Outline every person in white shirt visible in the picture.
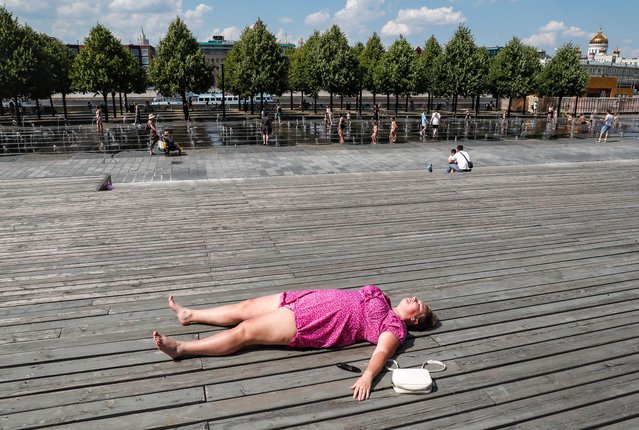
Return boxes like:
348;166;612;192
598;109;614;142
449;144;472;173
430;109;441;138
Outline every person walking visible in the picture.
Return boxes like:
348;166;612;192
95;105;103;133
338;113;346;144
146;114;159;155
420;110;428;137
430;109;441;139
371;120;378;144
260;111;273;145
598;109;614;142
276;102;283;125
389;116;397;144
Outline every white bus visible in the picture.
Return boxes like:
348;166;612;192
192;92;274;106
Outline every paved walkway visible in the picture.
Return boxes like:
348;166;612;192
1;136;637;183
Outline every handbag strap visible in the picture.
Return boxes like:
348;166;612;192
420;360;446;372
385;359;446;372
460;151;470;164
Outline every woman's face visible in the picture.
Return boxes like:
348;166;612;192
398;297;427;320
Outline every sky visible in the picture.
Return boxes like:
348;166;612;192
4;0;639;58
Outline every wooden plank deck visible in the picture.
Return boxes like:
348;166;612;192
0;162;638;429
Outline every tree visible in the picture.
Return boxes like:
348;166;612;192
488;37;541;116
71;24;131;122
0;7;40;123
287;34;321;111
377;36;416;114
149;17;211;120
223;18;287;114
317;25;358;109
439;25;484;113
536;43;589;113
360;33;385;109
43;36;75;120
414;35;442;111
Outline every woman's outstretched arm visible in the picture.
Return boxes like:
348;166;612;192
350;331;399;401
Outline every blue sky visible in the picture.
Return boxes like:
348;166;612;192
4;0;639;57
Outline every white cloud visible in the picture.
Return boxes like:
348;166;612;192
539;20;566;33
304;9;330;26
183;3;213;30
523;20;588;49
208;26;241;42
57;1;97;19
522;32;556;47
381;6;465;36
334;0;385;35
280;16;293;24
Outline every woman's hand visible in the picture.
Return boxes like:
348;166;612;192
350;373;374;401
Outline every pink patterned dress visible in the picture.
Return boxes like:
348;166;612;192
279;285;407;348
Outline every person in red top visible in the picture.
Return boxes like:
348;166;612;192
153;285;438;400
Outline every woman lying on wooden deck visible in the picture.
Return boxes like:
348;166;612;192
153;285;438;401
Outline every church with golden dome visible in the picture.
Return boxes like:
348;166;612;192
586;29;638;66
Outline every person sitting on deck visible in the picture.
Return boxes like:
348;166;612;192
153;285;439;401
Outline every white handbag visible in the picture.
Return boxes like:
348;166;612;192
386;359;446;394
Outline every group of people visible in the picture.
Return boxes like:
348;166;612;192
419;109;441;139
146;113;182;156
447;145;472;173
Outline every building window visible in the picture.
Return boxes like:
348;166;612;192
142;49;149;56
142;57;149;65
130;48;140;56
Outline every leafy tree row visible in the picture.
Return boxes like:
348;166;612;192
0;6;589;124
227;20;589;117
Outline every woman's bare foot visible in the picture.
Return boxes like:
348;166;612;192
168;295;192;325
153;331;182;359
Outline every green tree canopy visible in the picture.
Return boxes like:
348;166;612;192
149;17;211;120
0;7;41;122
414;35;442;110
439;25;486;111
287;33;321;109
224;18;288;112
71;24;134;121
360;32;385;105
317;25;358;107
536;42;589;111
489;37;541;114
377;36;416;113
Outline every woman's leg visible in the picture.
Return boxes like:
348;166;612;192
154;307;297;358
168;294;281;326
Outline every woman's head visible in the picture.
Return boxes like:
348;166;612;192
396;297;439;331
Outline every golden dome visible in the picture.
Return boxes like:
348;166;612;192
590;31;608;44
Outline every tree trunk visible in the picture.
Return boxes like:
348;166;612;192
340;94;343;110
405;94;409;112
103;93;109;122
558;96;563;114
314;96;317;114
49;96;55;117
111;93;117;119
372;92;376;109
119;92;123;115
13;96;21;123
507;97;512;117
329;93;333;111
301;91;304;112
290;90;293;110
181;90;189;121
386;93;390;110
36;99;42;120
394;94;398;115
62;93;68;120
